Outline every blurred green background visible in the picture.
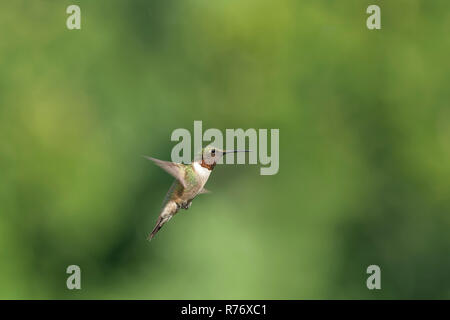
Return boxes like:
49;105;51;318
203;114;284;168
0;0;449;299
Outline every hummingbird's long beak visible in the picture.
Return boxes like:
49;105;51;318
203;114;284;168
223;150;251;154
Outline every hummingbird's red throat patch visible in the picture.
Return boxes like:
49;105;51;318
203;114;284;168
200;159;216;171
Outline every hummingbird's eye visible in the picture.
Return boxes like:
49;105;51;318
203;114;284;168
211;149;216;156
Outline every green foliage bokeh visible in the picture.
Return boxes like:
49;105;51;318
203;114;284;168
0;0;449;299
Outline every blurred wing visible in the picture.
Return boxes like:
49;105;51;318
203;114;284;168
199;188;211;194
144;156;187;188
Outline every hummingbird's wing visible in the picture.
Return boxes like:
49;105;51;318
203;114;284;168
144;156;187;188
199;187;211;194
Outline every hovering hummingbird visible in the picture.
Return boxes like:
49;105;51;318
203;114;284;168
144;145;249;240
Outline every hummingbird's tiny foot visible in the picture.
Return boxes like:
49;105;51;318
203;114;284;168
180;201;192;210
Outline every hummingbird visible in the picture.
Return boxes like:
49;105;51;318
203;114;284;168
144;145;249;240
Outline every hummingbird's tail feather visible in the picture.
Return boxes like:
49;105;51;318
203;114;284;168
148;216;168;240
148;201;178;241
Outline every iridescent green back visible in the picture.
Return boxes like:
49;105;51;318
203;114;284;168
159;163;199;209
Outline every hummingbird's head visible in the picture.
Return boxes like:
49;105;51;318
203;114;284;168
199;145;250;167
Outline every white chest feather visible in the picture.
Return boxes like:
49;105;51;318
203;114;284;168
193;161;212;183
